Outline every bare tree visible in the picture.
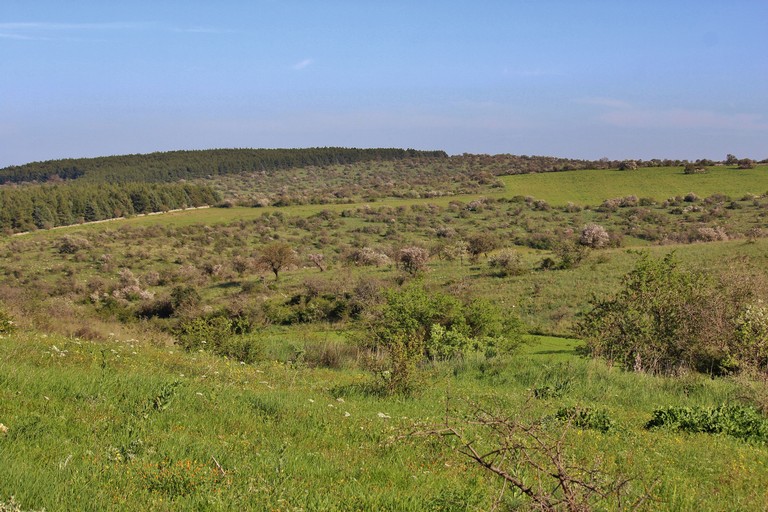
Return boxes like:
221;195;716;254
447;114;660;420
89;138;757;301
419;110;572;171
308;253;326;272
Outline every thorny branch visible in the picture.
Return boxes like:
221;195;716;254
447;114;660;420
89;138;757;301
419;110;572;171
406;399;658;511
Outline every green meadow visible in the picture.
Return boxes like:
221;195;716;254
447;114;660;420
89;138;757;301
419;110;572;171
498;165;768;206
2;160;768;510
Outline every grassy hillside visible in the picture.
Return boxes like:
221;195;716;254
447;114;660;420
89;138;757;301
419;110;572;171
2;156;768;510
499;165;768;206
3;331;768;511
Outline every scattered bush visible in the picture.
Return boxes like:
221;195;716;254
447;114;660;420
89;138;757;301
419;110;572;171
467;233;499;262
111;269;154;302
579;223;610;249
695;226;728;242
0;305;15;335
488;248;525;277
618;160;637;170
555;406;615;433
362;284;522;394
397;246;430;275
57;235;92;254
174;313;261;363
683;163;706;174
646;404;768;443
344;247;390;267
577;253;768;375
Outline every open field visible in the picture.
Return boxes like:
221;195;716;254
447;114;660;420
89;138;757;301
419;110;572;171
498;165;768;206
2;160;768;510
3;331;768;511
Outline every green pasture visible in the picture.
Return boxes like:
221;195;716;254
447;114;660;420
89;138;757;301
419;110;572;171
2;331;768;511
499;165;768;206
3;160;768;511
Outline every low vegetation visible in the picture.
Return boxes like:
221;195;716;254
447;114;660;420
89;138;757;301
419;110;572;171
1;149;768;510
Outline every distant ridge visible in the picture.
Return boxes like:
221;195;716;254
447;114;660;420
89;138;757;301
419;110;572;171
0;147;449;185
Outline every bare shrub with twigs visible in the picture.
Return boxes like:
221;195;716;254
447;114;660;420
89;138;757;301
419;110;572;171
407;399;656;511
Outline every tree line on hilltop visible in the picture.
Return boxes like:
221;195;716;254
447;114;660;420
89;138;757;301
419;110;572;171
0;147;449;185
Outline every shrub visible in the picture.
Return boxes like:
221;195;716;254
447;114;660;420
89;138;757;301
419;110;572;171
646;404;768;443
738;158;756;169
467;233;499;262
695;226;728;242
735;301;768;369
397;246;430;275
175;315;234;352
170;285;201;312
57;235;92;254
577;254;714;373
577;253;767;375
555;406;615;433
344;247;390;267
579;223;610;249
488;248;525;277
553;239;589;269
683;192;700;202
175;313;261;362
0;305;15;335
362;284;522;393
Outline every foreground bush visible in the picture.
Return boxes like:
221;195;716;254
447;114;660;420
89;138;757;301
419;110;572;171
174;314;261;363
577;253;767;375
362;284;523;394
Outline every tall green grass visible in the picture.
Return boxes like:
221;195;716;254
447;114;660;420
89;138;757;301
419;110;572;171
2;331;768;511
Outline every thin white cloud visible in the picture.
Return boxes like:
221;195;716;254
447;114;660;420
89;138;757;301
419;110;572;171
0;32;44;40
292;59;313;71
0;21;154;31
578;97;767;130
601;108;768;130
517;69;561;77
172;26;232;34
576;97;633;109
503;67;562;77
0;21;229;41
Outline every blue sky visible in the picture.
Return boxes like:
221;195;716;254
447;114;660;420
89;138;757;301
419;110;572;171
2;1;766;166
